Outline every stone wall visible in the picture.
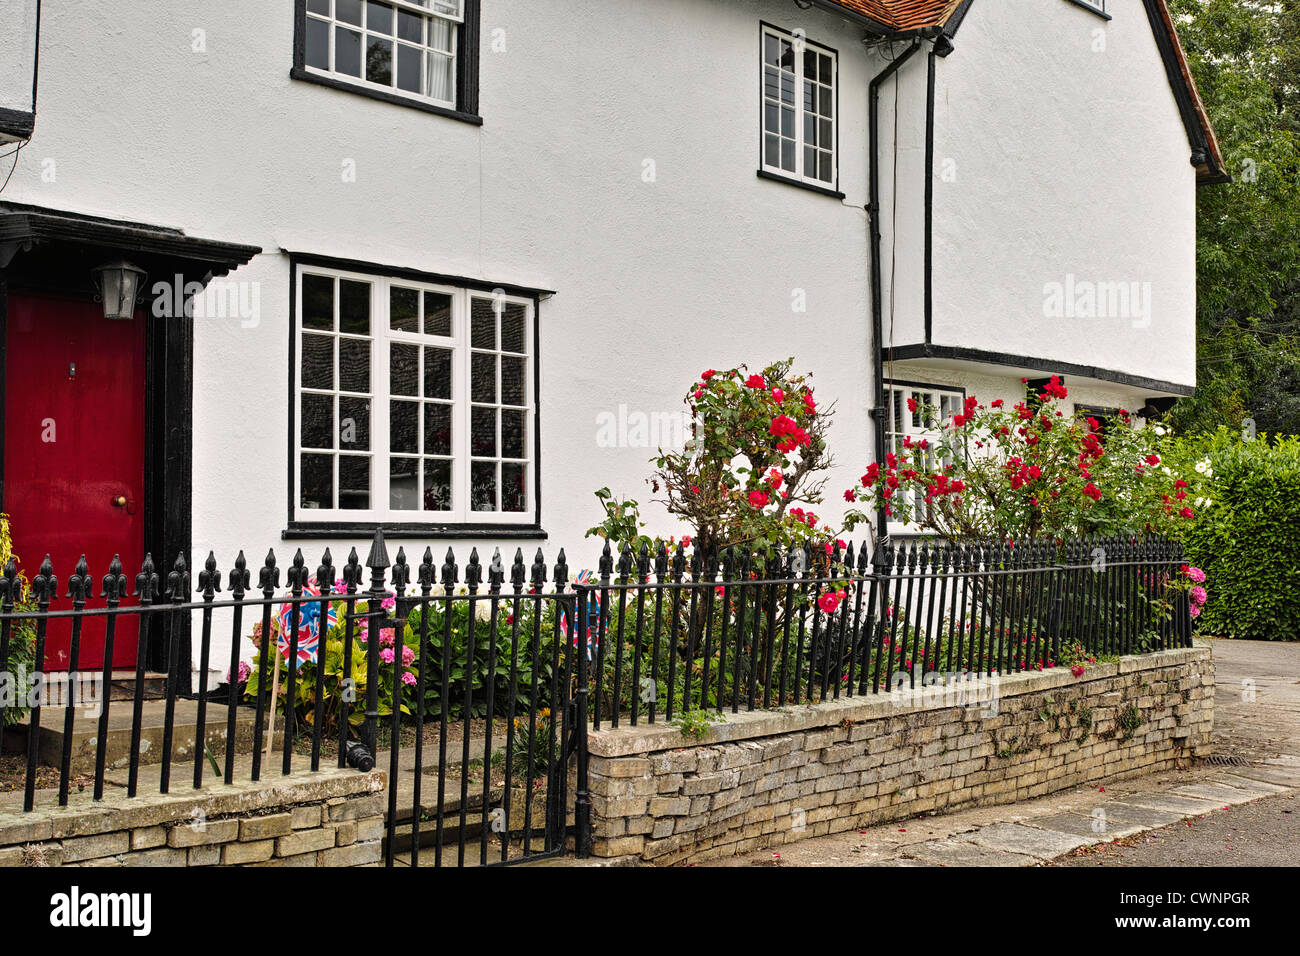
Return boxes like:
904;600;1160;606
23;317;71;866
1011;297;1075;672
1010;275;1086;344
0;768;386;867
586;647;1214;865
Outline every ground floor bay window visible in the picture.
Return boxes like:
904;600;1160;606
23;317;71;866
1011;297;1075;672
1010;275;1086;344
288;259;540;534
885;381;966;536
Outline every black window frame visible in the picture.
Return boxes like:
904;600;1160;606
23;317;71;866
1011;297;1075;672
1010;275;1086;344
290;0;483;126
1065;0;1112;20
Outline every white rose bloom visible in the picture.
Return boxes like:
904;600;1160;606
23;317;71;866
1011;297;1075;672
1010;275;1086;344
1154;425;1167;436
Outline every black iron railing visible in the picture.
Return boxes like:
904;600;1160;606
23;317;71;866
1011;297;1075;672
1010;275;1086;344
578;534;1194;728
0;532;588;867
0;529;1192;869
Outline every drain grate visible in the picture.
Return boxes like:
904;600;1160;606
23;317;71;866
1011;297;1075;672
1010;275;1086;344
1197;754;1254;767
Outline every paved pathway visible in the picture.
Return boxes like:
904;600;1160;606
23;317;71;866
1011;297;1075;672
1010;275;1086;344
719;638;1300;867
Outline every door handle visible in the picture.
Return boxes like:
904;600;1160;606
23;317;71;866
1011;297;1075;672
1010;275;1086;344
112;495;136;515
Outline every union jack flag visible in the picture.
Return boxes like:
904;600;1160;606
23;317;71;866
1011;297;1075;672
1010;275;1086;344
276;577;338;669
560;570;602;660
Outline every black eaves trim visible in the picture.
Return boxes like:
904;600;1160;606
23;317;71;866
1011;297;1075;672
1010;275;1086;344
0;108;35;141
284;523;549;541
756;170;846;200
288;68;484;125
884;343;1195;396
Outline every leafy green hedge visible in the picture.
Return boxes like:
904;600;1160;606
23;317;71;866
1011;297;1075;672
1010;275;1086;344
1172;431;1300;641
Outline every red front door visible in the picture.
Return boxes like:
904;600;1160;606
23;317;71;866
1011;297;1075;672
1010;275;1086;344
4;291;146;671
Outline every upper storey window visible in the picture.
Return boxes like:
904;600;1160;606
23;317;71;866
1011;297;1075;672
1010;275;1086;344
295;0;481;121
761;25;838;190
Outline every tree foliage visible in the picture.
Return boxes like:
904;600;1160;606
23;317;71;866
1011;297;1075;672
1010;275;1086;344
1168;0;1300;436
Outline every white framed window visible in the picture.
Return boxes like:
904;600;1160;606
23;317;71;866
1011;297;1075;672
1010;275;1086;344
885;383;965;532
293;265;535;525
761;25;838;188
302;0;463;107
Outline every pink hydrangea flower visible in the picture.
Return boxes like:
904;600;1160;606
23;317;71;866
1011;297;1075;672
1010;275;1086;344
1189;604;1202;619
380;647;395;664
401;671;417;686
1186;567;1206;584
1190;585;1208;606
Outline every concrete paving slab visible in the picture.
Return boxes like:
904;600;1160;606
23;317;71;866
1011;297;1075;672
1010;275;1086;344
1023;811;1146;841
1211;771;1294;794
1167;782;1270;806
956;821;1091;859
1097;803;1185;828
907;839;1038;867
1120;792;1223;816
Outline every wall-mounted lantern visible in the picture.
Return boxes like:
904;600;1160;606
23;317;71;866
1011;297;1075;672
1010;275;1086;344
91;259;147;320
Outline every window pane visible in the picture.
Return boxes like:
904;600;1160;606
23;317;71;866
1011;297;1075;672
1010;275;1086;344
820;54;832;85
765;134;779;168
502;463;527;514
764;66;780;100
307;0;330;14
336;26;362;76
339;339;371;392
764;34;780;67
764;102;778;135
301;334;334;390
501;303;526;353
471;406;496;457
396;43;422;93
339;280;371;335
780;73;794;105
390;286;419;332
390;400;419;454
366;36;393;85
428;51;453;101
339;396;371;451
820;86;833;118
780;139;795;172
471;299;496;349
390;343;418;396
302;274;334;331
818;151;832;183
425;403;452;456
424;459;452;512
339;455;371;510
337;0;363;26
366;1;393;34
804;147;816;178
471;461;496;512
424;292;452;336
429;17;453;52
781;106;793;138
301;393;334;450
397;9;423;42
424;347;452;399
301;454;334;509
305;17;330;70
502;409;526;460
390;457;419;511
471;352;496;403
501;356;525;407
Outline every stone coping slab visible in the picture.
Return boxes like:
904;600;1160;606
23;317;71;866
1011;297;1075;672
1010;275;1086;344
588;647;1210;758
0;767;385;845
